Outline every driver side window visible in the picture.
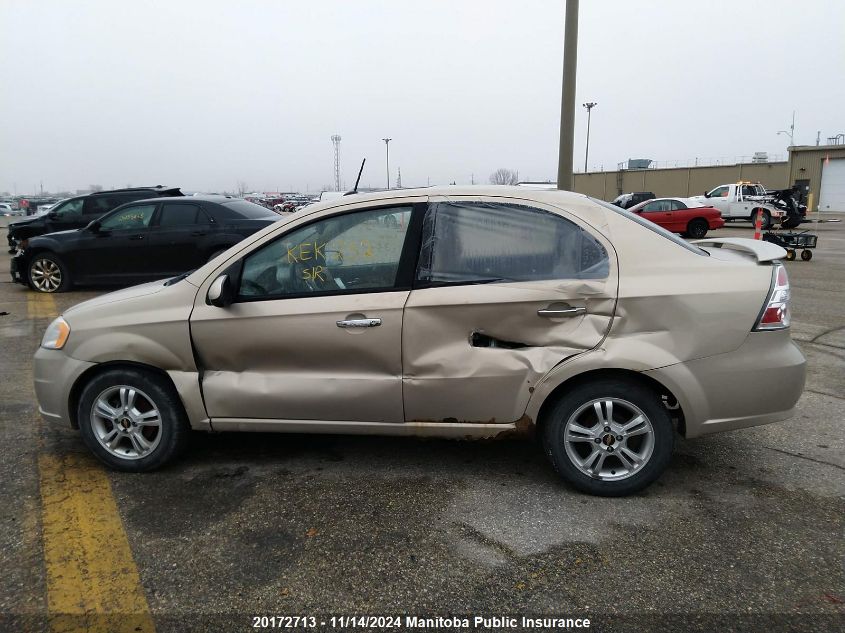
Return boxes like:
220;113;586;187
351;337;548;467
238;206;413;299
99;204;157;230
52;199;84;220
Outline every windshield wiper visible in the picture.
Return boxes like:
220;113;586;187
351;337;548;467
163;270;194;286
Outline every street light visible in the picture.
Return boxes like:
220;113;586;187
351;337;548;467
382;138;392;189
582;101;597;172
777;110;795;148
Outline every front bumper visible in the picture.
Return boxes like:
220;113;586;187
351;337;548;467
10;252;27;285
645;329;806;438
34;347;96;427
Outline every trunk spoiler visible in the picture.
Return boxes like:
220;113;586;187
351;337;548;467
692;237;786;262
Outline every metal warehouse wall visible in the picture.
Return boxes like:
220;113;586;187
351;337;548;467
574;162;790;201
787;145;845;210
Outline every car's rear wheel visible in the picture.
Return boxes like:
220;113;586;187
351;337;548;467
28;252;71;293
686;218;709;239
77;368;191;472
752;209;771;230
541;378;674;496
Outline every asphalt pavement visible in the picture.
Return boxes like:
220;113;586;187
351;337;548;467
0;214;842;633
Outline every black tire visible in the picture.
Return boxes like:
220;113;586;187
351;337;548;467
77;367;191;472
541;378;674;496
785;249;796;261
801;249;813;261
752;209;772;230
28;252;72;293
686;218;708;239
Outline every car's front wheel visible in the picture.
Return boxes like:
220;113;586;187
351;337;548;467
541;378;674;496
28;252;72;293
77;368;191;472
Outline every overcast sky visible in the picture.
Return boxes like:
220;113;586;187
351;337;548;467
1;0;843;195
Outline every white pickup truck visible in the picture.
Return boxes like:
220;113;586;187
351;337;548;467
692;182;785;229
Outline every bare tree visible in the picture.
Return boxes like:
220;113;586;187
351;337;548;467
489;168;519;185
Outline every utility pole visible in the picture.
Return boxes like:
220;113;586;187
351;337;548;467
583;102;597;173
382;138;392;189
557;0;579;190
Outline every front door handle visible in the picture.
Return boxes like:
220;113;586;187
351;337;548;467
537;306;586;318
336;318;382;328
191;231;207;236
128;234;145;241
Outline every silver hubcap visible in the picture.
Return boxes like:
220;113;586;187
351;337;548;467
90;386;162;460
563;398;655;481
30;258;62;292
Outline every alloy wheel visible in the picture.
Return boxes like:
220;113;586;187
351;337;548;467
563;398;655;481
90;385;163;460
30;258;62;292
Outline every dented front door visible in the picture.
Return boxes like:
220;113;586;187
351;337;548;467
402;197;618;424
190;204;419;423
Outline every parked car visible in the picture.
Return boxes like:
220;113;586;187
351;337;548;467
32;186;805;496
628;197;724;238
6;186;183;253
12;196;280;292
0;203;13;216
611;191;655;209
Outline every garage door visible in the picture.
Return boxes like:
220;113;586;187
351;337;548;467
819;158;845;212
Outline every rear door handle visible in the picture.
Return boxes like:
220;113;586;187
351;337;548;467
537;306;586;318
191;231;207;236
336;318;381;328
128;234;145;241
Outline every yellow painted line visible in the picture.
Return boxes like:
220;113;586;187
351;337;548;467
27;292;57;319
39;452;155;633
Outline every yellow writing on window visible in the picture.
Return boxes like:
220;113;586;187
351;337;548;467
287;241;326;263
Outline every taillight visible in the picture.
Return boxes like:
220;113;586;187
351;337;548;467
754;263;790;330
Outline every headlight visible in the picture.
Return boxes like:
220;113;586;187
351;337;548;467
41;316;70;349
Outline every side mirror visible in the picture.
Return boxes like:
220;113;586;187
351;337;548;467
86;220;102;233
207;274;233;308
48;211;58;219
703;191;709;198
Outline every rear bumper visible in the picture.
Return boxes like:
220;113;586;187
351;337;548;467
645;330;805;438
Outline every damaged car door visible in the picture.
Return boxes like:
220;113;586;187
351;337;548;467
189;203;422;424
402;197;618;424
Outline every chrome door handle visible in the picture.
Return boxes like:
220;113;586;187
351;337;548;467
537;307;586;317
336;318;382;328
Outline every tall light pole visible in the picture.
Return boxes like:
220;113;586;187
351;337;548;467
583;102;597;173
557;0;579;190
777;110;795;148
382;138;392;189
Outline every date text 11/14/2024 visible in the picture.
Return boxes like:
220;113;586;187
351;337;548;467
251;615;592;629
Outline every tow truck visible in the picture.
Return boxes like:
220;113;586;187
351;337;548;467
692;182;803;229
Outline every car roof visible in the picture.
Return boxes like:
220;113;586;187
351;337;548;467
299;185;592;212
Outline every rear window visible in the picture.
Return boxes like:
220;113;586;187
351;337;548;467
220;199;278;219
591;198;708;256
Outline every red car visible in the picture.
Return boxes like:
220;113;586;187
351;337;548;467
628;197;724;239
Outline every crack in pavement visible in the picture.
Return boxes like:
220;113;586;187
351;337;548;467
763;446;845;471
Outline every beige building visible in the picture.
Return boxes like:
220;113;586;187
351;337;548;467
572;144;845;212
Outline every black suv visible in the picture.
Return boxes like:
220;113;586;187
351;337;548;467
611;191;656;209
6;186;182;252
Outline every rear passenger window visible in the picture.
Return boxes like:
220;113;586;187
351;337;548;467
159;203;200;226
416;201;609;285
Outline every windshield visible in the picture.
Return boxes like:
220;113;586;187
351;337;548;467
590;198;708;256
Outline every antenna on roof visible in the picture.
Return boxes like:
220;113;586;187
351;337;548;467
348;158;366;195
